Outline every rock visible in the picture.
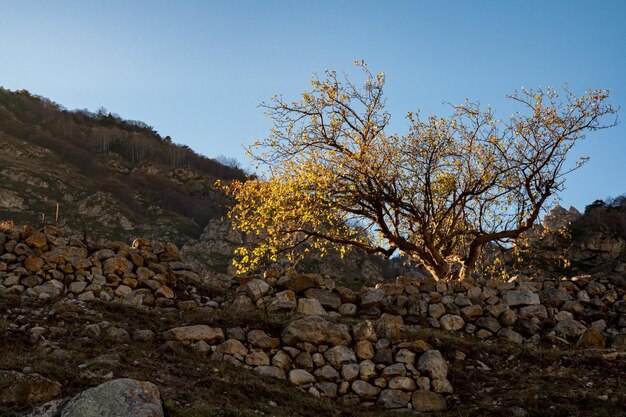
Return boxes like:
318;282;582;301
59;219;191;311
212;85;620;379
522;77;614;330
24;255;44;273
440;314;465;331
498;327;524;344
296;298;327;316
397;339;431;353
215;339;248;357
255;366;286;380
417;350;448;381
266;290;297;312
282;316;351;346
304;288;342;310
411;390;447;412
518;305;548;320
460;304;483;322
360;288;386;308
502;289;540;307
395;348;416;366
0;370;62;405
314;365;340;382
244;279;270;302
25;232;48;250
475;317;501;333
388;376;416;391
428;303;446;319
288;369;316;386
245;351;270;366
60;378;163;417
576;328;605;348
102;256;134;275
338;303;357;317
163;325;224;343
105;327;130;343
351;380;381;399
271;351;292;370
353;320;377;342
315;382;338;398
432;378;454;393
554;319;587;339
68;281;87;294
341;364;360;382
377;389;411;409
359;360;377;381
22;398;70;417
355;340;375;359
278;274;316;293
247;330;280;349
324;345;356;368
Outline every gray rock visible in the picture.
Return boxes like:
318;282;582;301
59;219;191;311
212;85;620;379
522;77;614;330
288;369;316;386
377;389;411;409
60;378;163;417
498;327;524;344
417;350;447;381
411;390;447;412
351;380;381;399
0;371;62;406
324;345;356;368
22;398;70;417
440;314;465;331
502;290;540;307
282;316;351;346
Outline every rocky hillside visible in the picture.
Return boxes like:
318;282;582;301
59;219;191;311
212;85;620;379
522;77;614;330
1;223;625;416
0;88;248;246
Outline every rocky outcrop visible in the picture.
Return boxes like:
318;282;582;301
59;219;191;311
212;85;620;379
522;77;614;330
21;378;163;417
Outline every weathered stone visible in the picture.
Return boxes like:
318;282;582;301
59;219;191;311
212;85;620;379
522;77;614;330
381;363;406;378
266;290;297;313
341;364;360;382
377;389;411;409
77;291;96;301
102;256;134;275
440;314;465;331
314;365;340;382
388;376;417;391
518;304;548;320
24;255;44;273
576;328;605;348
245;351;270;366
255;366;286;380
305;288;342;310
500;309;518;327
282;316;351;346
215;339;248;357
475;317;501;333
432;378;454;394
115;285;132;297
360;288;386;308
105;327;130;343
315;382;338;398
355;340;375;360
397;339;431;353
611;333;626;350
502;290;540;307
244;279;270;302
498;327;524;344
324;345;356;368
288;369;316;386
411;390;447;412
278;274;316;293
21;398;69;417
351;380;381;399
338;303;357;317
359;360;377;381
0;370;62;405
417;350;448;381
271;350;292;370
294;352;314;372
133;330;155;343
352;320;377;342
554;319;587;339
459;304;483;322
428;302;446;319
375;314;403;341
247;330;280;349
163;325;224;343
297;298;327;316
60;378;163;417
155;285;175;299
395;348;416;366
25;232;48;250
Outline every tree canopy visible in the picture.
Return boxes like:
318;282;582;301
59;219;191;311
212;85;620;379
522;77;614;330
225;62;617;281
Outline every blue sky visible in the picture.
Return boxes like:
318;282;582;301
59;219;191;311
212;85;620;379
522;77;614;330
0;1;624;210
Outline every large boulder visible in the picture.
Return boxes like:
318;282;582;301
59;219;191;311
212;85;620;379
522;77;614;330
0;371;61;406
282;316;351;346
417;350;448;381
60;378;163;417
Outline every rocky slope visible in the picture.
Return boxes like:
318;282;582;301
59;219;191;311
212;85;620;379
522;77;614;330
1;223;626;416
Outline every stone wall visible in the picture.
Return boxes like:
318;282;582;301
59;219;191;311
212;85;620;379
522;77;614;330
2;224;626;412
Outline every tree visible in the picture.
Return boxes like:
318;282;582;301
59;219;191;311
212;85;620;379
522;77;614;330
225;62;616;281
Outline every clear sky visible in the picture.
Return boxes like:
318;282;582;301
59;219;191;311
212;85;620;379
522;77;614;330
0;1;624;211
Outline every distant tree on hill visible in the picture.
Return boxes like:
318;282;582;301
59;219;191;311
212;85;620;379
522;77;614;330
225;62;617;280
